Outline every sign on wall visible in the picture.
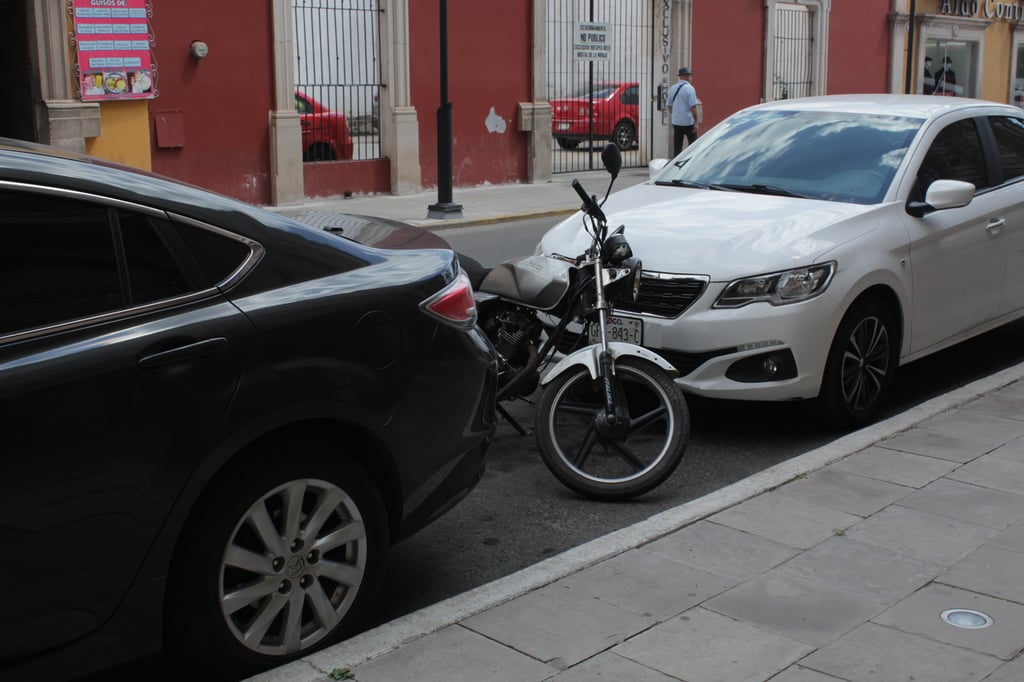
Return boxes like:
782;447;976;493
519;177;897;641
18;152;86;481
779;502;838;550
72;0;155;101
574;22;611;61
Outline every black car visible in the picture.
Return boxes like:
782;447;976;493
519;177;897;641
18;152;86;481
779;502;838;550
0;138;497;680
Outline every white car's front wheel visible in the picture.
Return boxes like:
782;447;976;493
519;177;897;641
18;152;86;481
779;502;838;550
819;296;898;427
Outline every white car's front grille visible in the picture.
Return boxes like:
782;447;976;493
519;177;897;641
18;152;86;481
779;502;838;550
616;272;709;318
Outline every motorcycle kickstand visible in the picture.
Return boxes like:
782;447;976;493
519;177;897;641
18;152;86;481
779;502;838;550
497;402;530;436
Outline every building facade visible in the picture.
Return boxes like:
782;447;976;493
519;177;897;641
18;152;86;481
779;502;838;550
890;0;1024;105
8;1;989;209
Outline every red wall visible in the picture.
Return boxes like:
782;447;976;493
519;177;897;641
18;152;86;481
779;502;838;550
410;1;532;188
692;1;892;131
303;160;390;198
827;0;891;94
692;0;766;130
148;1;275;204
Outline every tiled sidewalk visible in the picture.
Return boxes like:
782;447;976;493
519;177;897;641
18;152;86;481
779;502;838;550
253;363;1024;682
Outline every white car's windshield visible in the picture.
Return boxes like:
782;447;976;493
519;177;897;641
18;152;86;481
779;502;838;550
655;109;923;205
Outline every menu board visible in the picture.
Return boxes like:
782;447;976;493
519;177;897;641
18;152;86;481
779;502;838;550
72;0;155;101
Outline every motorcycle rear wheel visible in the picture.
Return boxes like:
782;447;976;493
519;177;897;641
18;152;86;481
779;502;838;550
536;357;689;501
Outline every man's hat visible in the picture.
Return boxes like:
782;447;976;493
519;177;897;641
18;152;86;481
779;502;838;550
678;66;692;76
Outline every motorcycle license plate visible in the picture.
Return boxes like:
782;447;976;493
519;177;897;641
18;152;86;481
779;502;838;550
588;314;643;345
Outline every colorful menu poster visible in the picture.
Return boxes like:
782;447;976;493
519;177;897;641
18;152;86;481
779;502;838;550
73;0;155;101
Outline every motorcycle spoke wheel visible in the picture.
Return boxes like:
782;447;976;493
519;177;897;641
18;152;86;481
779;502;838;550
536;357;689;500
570;422;601;468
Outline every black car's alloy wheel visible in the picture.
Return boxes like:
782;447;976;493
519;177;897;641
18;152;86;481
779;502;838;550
167;444;387;678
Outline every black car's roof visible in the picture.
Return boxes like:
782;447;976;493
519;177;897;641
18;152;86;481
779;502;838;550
0;136;452;265
0;136;320;244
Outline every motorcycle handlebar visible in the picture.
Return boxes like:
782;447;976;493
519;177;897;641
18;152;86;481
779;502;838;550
571;179;607;225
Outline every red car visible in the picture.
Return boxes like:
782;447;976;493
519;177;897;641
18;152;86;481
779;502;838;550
295;90;354;161
550;82;640;150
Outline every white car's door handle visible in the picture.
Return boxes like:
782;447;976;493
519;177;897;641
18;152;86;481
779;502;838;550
986;218;1006;232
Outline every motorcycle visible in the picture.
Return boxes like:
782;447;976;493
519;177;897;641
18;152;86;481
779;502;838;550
465;143;690;501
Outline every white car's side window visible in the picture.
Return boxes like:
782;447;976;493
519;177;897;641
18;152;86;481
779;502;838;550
988;116;1024;183
917;118;987;196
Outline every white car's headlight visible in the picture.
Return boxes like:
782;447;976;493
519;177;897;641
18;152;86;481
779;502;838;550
715;261;835;308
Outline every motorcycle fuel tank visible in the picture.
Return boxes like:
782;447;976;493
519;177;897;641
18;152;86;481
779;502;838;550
479;255;572;311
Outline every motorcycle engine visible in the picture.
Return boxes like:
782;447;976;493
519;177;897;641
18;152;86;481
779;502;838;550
492;305;541;367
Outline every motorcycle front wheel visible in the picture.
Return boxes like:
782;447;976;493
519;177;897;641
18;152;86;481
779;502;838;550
536;357;689;501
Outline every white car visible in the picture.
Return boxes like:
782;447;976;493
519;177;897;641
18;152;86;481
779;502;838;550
540;94;1024;425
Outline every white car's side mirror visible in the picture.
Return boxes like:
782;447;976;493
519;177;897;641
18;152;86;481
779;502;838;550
907;179;975;217
648;158;669;179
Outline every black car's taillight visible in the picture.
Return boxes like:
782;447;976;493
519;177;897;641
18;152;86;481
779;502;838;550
420;270;478;330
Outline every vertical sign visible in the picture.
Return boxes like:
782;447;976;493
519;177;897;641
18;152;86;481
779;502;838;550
574;22;611;61
659;0;672;124
73;0;155;101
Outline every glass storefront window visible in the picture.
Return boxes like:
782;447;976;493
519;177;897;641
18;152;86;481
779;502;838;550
1012;43;1024;108
924;39;978;98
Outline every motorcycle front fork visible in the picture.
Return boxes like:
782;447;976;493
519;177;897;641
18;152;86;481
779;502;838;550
593;264;631;438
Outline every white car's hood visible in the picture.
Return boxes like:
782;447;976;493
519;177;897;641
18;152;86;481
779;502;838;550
541;182;881;280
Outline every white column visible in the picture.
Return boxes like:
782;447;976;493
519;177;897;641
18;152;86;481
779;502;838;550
33;0;101;151
889;2;910;95
523;0;553;183
381;0;422;194
269;0;304;205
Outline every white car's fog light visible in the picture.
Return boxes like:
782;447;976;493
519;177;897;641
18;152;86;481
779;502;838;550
725;349;797;383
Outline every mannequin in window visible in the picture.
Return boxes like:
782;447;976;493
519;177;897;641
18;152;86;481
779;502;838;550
934;56;957;96
923;56;935;95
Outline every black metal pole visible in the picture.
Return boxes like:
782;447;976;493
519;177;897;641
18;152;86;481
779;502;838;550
428;0;462;217
904;0;916;94
588;0;595;170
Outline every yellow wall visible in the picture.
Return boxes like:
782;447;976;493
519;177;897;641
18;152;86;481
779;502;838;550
983;21;1012;102
84;100;152;171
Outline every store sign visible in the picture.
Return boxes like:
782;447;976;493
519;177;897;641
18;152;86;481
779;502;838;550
72;0;155;101
939;0;1024;20
574;22;611;61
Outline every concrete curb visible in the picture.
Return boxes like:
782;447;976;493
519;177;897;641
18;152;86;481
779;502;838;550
248;359;1024;682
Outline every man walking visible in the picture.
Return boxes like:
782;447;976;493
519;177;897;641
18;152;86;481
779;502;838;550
666;66;699;156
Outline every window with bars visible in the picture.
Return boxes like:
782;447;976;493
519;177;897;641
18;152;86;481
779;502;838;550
292;0;382;161
772;3;813;100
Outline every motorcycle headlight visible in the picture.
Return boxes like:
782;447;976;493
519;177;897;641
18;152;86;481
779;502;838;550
603;233;633;265
608;256;643;303
714;262;835;308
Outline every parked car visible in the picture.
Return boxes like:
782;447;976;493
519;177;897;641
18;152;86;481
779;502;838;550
540;94;1024;426
296;90;354;161
550;81;640;150
0;137;497;680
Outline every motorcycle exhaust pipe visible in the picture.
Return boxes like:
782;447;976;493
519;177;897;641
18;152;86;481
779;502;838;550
496;342;540;401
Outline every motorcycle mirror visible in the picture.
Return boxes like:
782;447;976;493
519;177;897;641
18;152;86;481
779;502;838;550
601;143;621;180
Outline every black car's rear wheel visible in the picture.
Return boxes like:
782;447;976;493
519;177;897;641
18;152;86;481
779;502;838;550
167;443;387;679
